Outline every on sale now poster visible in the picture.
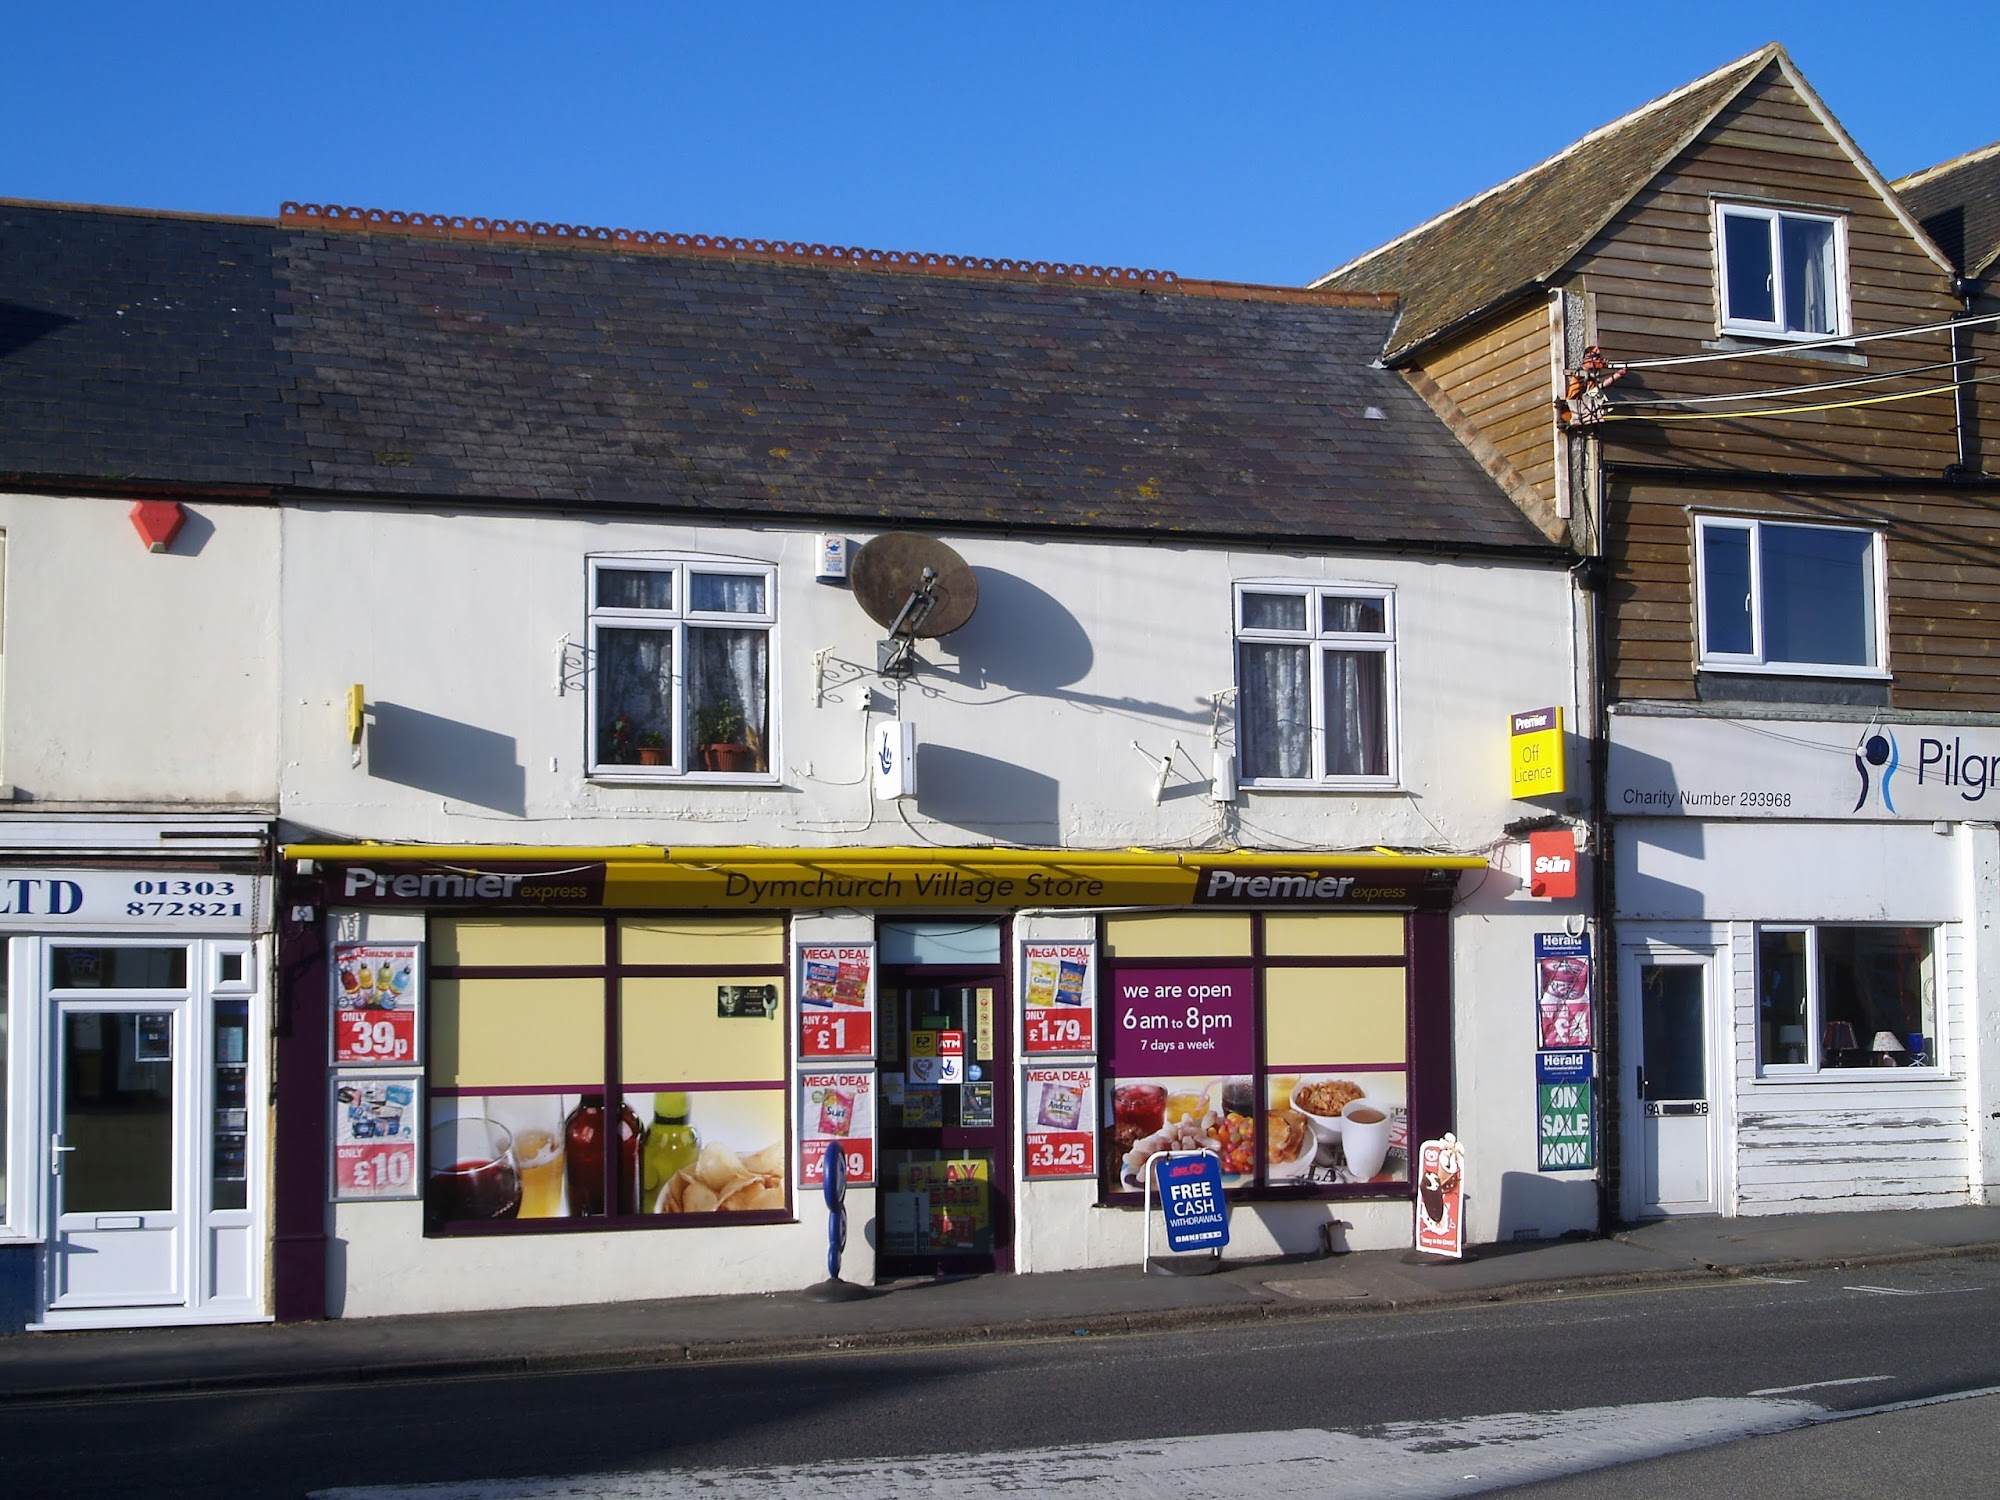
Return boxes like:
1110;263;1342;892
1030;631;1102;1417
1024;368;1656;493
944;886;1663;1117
331;942;422;1066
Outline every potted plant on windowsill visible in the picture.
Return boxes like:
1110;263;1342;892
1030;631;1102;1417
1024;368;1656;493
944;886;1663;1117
694;695;759;773
636;731;669;766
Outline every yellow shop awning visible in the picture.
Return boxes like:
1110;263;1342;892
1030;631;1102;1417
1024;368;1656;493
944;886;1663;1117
281;844;1488;913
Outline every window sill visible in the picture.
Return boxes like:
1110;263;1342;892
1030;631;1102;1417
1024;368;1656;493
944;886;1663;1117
1707;333;1864;366
1753;1066;1950;1083
588;770;781;788
1697;662;1889;682
1241;779;1404;794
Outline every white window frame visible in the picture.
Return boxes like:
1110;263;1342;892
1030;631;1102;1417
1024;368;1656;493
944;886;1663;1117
0;935;39;1244
1232;581;1399;789
1693;515;1888;678
1754;923;1943;1080
1714;201;1851;341
585;554;778;781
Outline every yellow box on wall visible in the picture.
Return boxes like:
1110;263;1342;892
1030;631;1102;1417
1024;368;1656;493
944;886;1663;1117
1510;706;1566;798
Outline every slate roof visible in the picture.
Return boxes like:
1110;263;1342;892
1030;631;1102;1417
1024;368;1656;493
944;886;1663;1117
1896;142;2000;281
1313;47;1776;362
0;197;1554;555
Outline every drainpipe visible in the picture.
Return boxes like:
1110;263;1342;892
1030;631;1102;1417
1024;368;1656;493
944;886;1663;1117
1949;277;1975;480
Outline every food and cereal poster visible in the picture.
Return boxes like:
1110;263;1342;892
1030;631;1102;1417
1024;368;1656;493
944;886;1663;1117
1105;966;1256;1190
798;943;875;1060
1023;1063;1096;1179
799;1070;877;1189
1534;932;1593;1049
330;942;422;1066
1021;940;1096;1054
331;1072;421;1201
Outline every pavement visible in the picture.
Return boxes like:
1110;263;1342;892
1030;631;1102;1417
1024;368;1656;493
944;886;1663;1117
5;1203;2000;1402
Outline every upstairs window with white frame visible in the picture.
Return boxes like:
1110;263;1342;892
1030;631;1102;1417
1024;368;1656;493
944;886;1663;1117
588;556;774;777
1235;583;1396;786
1696;516;1884;676
1716;203;1847;340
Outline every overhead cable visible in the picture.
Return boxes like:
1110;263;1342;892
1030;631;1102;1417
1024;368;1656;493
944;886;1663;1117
1611;310;2000;371
1597;374;2000;423
1611;358;1980;408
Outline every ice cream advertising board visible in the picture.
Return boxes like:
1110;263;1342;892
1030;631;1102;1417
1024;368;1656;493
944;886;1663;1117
331;1072;421;1200
798;943;874;1059
798;1070;877;1189
331;941;421;1066
1021;940;1096;1054
1023;1063;1097;1179
1415;1134;1466;1258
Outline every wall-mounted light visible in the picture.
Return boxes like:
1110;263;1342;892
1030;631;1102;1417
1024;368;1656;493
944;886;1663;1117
347;684;366;768
129;499;186;553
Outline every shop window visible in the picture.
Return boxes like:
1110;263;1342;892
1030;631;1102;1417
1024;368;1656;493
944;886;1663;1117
1757;925;1937;1073
587;555;774;779
1234;583;1396;787
1101;913;1410;1198
1716;203;1847;339
1696;517;1883;675
426;915;788;1231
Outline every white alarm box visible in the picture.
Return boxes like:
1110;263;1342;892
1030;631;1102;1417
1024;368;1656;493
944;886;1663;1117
872;720;917;801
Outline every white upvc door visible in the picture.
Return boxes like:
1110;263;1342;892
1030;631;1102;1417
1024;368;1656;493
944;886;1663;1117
1620;938;1723;1219
47;996;189;1309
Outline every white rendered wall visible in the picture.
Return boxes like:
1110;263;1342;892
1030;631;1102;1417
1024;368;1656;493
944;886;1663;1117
299;510;1595;1313
278;508;1577;856
0;493;279;806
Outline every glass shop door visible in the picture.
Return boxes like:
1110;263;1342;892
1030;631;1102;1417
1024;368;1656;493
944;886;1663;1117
875;969;1012;1277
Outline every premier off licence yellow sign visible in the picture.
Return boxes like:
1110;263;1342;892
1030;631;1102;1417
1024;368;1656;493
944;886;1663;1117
1510;706;1566;798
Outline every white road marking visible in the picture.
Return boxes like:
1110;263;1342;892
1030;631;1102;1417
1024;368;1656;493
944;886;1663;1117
312;1395;1822;1500
1750;1375;1894;1395
1843;1283;1981;1297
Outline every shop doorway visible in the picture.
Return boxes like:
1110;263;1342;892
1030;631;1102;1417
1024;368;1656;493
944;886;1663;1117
38;939;263;1326
1618;939;1721;1220
875;922;1011;1277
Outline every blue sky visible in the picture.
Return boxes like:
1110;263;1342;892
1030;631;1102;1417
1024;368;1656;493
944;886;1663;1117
7;4;1993;286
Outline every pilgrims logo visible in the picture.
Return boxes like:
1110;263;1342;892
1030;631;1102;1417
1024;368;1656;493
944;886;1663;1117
1853;727;1899;813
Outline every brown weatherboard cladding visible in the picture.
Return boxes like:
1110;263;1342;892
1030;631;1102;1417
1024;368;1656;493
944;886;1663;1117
0;196;1553;556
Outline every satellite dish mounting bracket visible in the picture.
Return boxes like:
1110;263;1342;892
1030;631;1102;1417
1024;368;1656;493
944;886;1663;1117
878;567;941;677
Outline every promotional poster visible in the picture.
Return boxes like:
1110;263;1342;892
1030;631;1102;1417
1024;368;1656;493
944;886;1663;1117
1023;1063;1097;1179
798;942;875;1059
331;1073;421;1200
799;1070;877;1189
1415;1134;1467;1258
331;941;422;1066
1021;940;1096;1054
1534;932;1593;1049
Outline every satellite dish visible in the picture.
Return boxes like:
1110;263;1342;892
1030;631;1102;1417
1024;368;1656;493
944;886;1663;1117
851;533;979;676
851;533;979;636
